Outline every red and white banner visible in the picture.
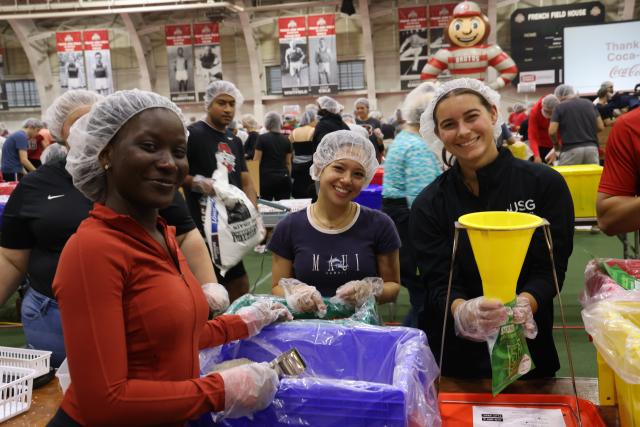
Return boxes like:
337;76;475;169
165;24;195;102
307;14;338;95
56;31;86;91
429;3;457;28
278;16;309;96
193;23;222;102
83;30;113;95
398;7;428;90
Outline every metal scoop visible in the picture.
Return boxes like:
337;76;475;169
269;348;306;377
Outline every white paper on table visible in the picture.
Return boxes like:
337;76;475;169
472;405;566;426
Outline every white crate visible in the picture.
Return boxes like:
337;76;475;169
0;366;35;422
0;347;51;378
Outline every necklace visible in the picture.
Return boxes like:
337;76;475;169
311;203;354;230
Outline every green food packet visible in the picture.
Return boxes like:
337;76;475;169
489;298;535;395
599;260;640;291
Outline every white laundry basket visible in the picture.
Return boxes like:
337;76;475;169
0;347;51;378
0;366;36;422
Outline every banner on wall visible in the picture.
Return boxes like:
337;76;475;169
427;3;456;81
278;16;309;96
56;31;86;92
0;47;7;111
83;30;113;95
511;2;605;86
165;24;196;103
193;23;223;103
398;6;428;90
307;14;338;95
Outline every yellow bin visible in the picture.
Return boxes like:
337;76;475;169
553;165;603;218
458;211;544;303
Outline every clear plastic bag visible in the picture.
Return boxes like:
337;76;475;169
581;259;634;308
196;321;441;427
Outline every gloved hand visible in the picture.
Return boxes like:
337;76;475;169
237;300;293;337
191;175;215;196
373;128;384;140
512;295;538;339
202;283;230;314
334;277;384;308
453;297;508;342
279;278;327;318
218;362;279;419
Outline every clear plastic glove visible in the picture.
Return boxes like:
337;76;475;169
453;297;508;342
202;283;230;314
192;175;215;196
334;277;384;308
373;128;384;140
218;362;279;419
279;278;327;318
237;300;293;337
512;295;538;339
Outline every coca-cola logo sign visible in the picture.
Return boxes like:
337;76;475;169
610;64;640;78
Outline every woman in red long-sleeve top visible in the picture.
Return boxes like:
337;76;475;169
49;89;291;427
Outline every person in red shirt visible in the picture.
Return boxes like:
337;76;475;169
509;103;527;132
596;107;640;235
528;94;560;164
50;89;292;426
27;127;53;168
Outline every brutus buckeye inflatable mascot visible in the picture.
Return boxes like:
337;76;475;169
420;0;517;89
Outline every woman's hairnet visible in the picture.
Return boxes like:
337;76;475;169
310;130;379;185
401;82;438;125
263;111;282;132
22;118;44;129
299;110;316;126
203;80;244;110
40;143;69;165
44;90;104;142
554;84;575;99
317;96;343;114
513;103;526;113
66;89;187;202
419;78;502;147
354;98;369;109
241;114;258;131
368;110;382;120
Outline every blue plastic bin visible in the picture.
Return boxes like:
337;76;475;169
0;202;6;229
194;321;440;427
354;184;382;210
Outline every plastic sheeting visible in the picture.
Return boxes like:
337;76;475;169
194;321;441;427
226;294;381;325
582;258;640;384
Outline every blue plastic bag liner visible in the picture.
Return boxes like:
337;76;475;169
194;321;441;427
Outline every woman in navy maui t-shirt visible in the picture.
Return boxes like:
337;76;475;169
268;130;400;313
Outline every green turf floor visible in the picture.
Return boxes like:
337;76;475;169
0;229;631;378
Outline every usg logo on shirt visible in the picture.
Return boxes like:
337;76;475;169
506;199;536;213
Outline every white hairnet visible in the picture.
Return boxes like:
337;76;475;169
354;98;369;109
513;103;526;113
66;89;187;202
40;143;69;165
541;94;560;118
317;96;343;114
311;130;379;185
0;122;8;135
44;90;104;142
299;110;316;126
305;103;319;114
241;114;258;131
203;80;244;110
554;84;575;99
419;78;502;147
401;81;438;125
348;123;370;139
22;118;44;129
341;113;354;123
263;111;282;132
368;110;382;120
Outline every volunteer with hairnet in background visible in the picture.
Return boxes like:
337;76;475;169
409;78;574;378
184;80;258;302
311;96;349;151
382;82;442;327
0;90;229;368
290;109;316;199
254;111;292;201
49;89;292;427
268;130;400;316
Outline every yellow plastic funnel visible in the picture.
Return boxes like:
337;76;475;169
458;211;544;303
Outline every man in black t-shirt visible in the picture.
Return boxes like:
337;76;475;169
184;80;257;302
354;98;384;161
